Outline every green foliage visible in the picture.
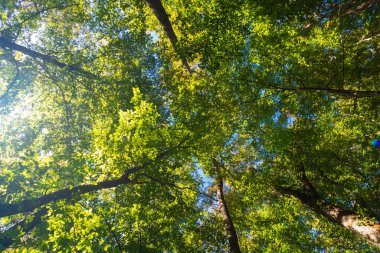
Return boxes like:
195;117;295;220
0;0;379;252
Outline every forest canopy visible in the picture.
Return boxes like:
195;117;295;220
0;0;379;252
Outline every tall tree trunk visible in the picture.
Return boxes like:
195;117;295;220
275;169;380;248
0;37;98;79
145;0;192;73
266;85;380;98
0;148;176;250
213;159;241;253
0;174;132;218
0;148;173;218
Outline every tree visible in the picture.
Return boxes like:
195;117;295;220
213;158;241;253
145;0;192;73
0;0;379;252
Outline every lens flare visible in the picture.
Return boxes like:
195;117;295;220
370;140;380;147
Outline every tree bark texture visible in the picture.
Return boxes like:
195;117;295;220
145;0;192;73
0;37;98;79
0;148;175;249
0;175;132;218
213;159;241;253
0;149;170;218
276;172;380;248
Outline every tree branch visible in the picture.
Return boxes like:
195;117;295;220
0;145;179;218
0;37;99;79
135;172;216;201
0;176;132;218
265;85;380;98
145;0;192;73
276;184;380;247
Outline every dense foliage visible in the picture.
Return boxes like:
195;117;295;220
0;0;379;252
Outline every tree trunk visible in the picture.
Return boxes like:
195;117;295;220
0;148;176;249
276;180;380;248
0;147;174;218
267;85;380;98
145;0;192;73
0;174;132;218
0;37;98;79
213;159;241;253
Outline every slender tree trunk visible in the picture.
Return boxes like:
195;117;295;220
0;37;98;79
276;170;380;248
0;142;177;222
0;147;174;218
213;159;241;253
0;175;133;218
266;85;380;98
145;0;192;73
0;148;176;249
